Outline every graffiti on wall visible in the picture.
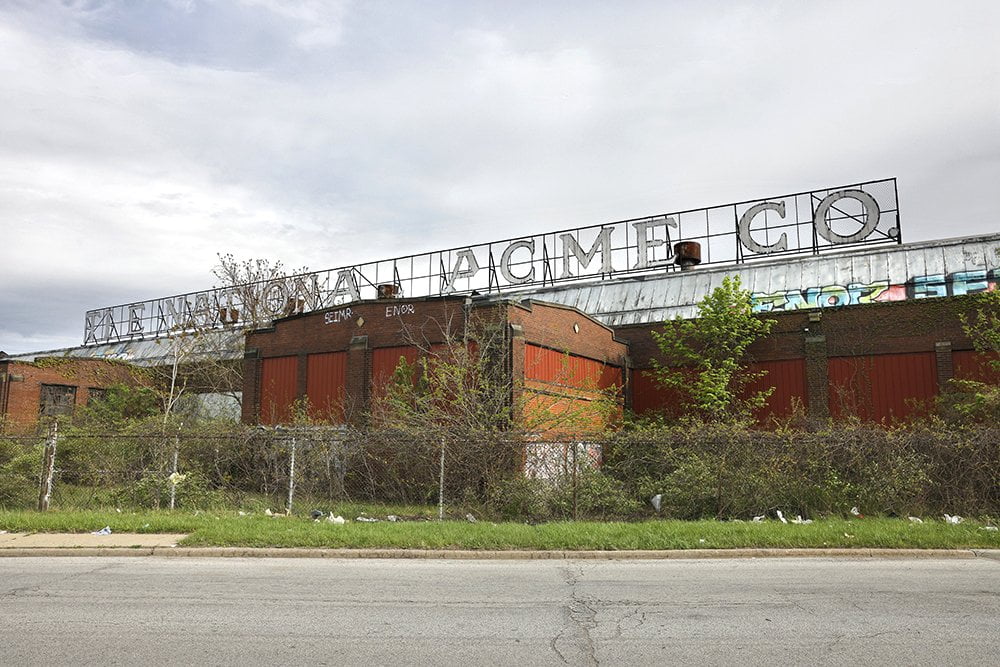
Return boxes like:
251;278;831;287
752;269;999;312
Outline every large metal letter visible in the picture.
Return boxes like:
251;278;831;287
559;227;614;278
443;249;481;292
738;201;788;254
814;190;880;244
632;218;678;269
500;239;535;284
331;269;361;302
127;303;145;334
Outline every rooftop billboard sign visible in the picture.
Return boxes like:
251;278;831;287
84;178;900;345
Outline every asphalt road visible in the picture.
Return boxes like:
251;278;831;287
2;556;998;665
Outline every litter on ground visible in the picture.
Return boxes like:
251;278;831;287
91;526;112;536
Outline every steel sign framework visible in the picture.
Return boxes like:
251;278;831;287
83;178;900;345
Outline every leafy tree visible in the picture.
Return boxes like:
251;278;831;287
370;308;621;440
152;255;310;424
649;275;775;422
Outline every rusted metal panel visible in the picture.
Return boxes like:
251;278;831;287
745;359;808;424
631;361;805;425
630;369;686;417
524;344;620;390
372;346;418;392
953;350;1000;383
828;352;937;423
260;356;297;425
306;351;347;422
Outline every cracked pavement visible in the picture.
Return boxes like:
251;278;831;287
1;556;998;665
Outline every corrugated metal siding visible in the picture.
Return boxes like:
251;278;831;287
630;369;686;417
953;350;1000;384
745;359;808;424
306;352;347;422
260;356;297;425
521;234;1000;326
828;352;937;423
372;346;418;392
524;345;621;390
631;361;806;425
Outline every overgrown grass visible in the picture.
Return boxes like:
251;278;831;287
2;510;998;550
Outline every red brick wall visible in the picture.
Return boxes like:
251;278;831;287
0;358;145;428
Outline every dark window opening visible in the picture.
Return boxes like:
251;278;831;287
40;384;77;417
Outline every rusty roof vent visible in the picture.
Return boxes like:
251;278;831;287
377;283;401;299
673;241;702;271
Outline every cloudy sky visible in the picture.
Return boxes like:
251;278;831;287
2;0;998;353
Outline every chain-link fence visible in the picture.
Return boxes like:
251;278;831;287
3;421;998;519
0;423;607;519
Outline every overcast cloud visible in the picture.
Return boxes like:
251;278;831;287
2;0;998;353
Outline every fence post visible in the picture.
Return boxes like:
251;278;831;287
571;441;578;521
37;421;59;511
438;438;445;521
286;435;297;515
169;433;180;510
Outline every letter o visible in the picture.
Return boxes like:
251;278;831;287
814;190;880;244
738;201;788;254
261;281;288;317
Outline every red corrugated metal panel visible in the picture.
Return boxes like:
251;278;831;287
954;350;1000;384
745;359;808;425
372;346;418;394
525;344;621;390
630;369;686;417
829;352;937;423
260;356;297;425
306;352;346;422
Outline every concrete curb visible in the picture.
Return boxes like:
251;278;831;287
1;546;998;560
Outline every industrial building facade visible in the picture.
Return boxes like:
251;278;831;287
242;297;628;431
5;179;998;429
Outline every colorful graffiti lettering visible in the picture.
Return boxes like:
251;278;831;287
752;269;998;313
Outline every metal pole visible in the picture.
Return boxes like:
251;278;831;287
438;438;445;521
286;435;296;515
572;442;578;521
169;438;179;511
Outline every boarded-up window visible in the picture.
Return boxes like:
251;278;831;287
306;352;347;422
40;384;76;417
260;356;298;425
